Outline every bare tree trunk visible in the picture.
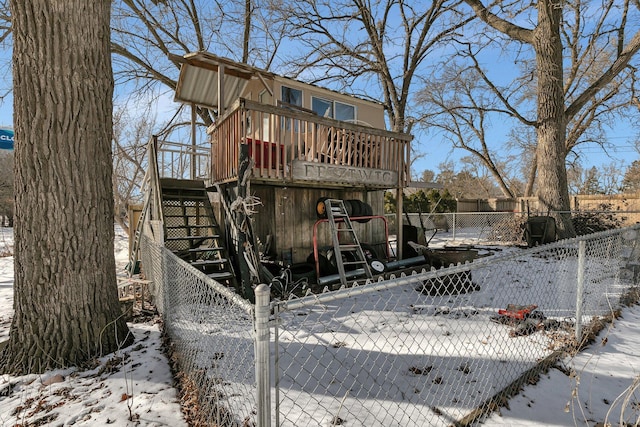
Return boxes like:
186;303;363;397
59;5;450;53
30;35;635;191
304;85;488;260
2;0;131;374
243;0;251;63
532;0;575;238
524;154;537;197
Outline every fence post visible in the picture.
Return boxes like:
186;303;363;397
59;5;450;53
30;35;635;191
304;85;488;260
452;212;457;240
255;284;271;427
575;240;586;341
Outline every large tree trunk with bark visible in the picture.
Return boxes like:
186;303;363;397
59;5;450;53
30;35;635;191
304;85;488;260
1;0;131;374
532;0;576;239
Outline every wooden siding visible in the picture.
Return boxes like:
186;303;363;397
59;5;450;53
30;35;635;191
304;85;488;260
246;185;388;264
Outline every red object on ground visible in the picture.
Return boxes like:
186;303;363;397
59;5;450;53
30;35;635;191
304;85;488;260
497;304;538;320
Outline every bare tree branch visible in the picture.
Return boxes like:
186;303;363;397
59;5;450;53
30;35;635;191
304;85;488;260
278;0;474;132
462;0;533;43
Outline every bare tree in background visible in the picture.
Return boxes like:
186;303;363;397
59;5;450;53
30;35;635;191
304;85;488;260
111;0;286;126
418;62;523;198
276;0;473;134
436;0;640;238
112;106;157;233
2;0;131;374
0;0;12;108
442;159;505;198
600;163;625;195
0;0;9;44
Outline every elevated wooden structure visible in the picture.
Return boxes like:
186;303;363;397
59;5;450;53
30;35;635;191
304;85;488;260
133;52;414;299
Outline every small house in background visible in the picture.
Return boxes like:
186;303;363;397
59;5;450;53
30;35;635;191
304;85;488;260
135;52;413;299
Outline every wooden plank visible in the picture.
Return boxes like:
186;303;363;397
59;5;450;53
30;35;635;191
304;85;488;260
291;160;399;187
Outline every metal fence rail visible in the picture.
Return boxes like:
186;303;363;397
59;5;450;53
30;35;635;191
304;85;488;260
139;224;640;426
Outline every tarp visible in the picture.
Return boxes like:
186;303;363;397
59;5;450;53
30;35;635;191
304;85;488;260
0;128;13;150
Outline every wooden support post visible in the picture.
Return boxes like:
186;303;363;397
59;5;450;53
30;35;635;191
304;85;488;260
191;104;197;180
396;187;403;260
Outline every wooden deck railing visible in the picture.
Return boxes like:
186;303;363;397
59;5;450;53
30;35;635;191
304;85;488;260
209;98;412;188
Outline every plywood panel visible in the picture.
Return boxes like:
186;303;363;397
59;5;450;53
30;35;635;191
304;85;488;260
263;187;388;263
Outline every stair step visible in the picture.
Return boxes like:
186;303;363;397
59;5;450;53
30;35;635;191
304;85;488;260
159;178;206;190
165;236;217;241
186;247;224;253
191;259;229;267
162;194;209;201
161;203;207;209
207;271;235;281
163;214;216;219
166;225;217;230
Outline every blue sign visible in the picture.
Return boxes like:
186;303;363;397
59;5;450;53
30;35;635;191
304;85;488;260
0;128;13;150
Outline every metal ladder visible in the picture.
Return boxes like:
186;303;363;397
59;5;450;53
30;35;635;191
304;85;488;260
324;199;373;286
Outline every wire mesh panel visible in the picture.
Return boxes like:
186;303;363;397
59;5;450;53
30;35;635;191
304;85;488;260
272;226;640;426
140;234;257;425
396;212;528;246
393;211;638;247
139;222;640;426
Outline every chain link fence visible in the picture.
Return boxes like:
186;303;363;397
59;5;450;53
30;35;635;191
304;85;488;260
139;233;258;426
139;223;640;426
268;225;640;426
389;211;638;247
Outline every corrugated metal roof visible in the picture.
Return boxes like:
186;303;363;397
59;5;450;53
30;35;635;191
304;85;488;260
171;51;386;113
172;52;273;111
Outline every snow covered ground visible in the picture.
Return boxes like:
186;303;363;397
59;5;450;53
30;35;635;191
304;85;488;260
268;234;637;426
0;226;188;427
485;307;640;426
0;225;639;426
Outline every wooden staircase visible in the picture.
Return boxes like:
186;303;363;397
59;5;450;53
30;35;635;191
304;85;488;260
159;178;236;286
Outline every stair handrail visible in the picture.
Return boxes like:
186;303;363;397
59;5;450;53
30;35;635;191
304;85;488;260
127;135;161;276
147;135;164;224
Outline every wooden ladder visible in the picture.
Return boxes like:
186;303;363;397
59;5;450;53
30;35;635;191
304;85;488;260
325;198;373;287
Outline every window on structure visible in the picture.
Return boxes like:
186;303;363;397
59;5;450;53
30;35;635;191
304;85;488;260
281;86;302;131
312;97;333;118
335;101;355;122
281;86;302;107
312;97;356;122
